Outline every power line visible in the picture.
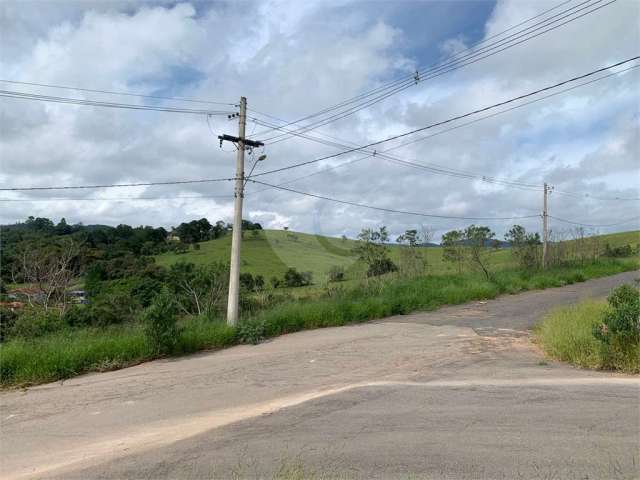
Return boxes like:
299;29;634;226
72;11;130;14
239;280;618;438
252;0;593;139
249;64;640;206
0;193;234;202
549;215;640;227
248;56;640;179
252;116;544;190
552;189;640;201
0;79;236;106
249;63;639;198
377;65;640;155
265;0;571;132
0;90;234;115
248;179;540;221
258;0;615;143
0;177;236;192
6;60;636;197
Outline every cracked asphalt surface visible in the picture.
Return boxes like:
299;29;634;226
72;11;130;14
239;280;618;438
1;270;639;479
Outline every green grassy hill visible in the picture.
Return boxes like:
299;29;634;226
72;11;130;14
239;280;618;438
155;229;639;285
156;230;360;282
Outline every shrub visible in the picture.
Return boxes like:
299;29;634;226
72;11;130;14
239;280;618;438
594;284;640;347
270;276;281;289
9;308;65;339
367;258;397;277
240;272;255;291
62;305;93;328
0;307;19;341
143;288;180;354
240;272;264;292
283;268;313;287
327;265;345;282
236;319;266;345
604;243;634;258
90;292;140;326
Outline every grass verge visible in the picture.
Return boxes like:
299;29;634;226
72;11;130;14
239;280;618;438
535;299;640;373
1;258;637;387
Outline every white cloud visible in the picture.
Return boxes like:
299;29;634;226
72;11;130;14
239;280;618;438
0;0;638;242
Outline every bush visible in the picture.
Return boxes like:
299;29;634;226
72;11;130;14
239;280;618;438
367;258;397;277
240;272;255;291
593;284;639;369
604;243;634;258
143;289;180;354
62;305;93;328
240;273;264;292
0;307;19;341
236;319;266;345
327;265;345;282
9;308;65;339
283;268;313;287
90;292;140;326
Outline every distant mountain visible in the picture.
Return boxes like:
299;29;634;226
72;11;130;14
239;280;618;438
452;239;512;248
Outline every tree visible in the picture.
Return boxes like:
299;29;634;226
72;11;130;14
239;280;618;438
212;220;228;239
396;229;418;246
441;229;466;274
174;218;212;244
55;218;72;235
167;262;229;316
16;237;81;313
464;225;497;280
505;225;541;270
353;226;397;277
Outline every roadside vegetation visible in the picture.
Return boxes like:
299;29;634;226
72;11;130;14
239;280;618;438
536;284;640;373
1;215;638;387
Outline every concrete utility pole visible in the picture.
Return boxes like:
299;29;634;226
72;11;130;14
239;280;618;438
542;182;549;269
219;97;263;326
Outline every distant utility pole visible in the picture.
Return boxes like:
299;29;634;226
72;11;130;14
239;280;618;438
542;182;549;269
219;97;263;326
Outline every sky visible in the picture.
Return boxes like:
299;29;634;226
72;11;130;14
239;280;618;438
0;0;639;242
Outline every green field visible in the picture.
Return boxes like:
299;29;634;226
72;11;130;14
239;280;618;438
156;229;640;284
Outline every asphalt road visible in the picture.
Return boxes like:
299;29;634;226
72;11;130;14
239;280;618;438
1;271;639;480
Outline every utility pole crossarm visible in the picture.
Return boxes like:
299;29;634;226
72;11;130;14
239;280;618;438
218;134;264;149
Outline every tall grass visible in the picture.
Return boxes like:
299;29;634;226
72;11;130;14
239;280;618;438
536;300;640;373
1;258;637;387
253;259;636;338
535;301;607;369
